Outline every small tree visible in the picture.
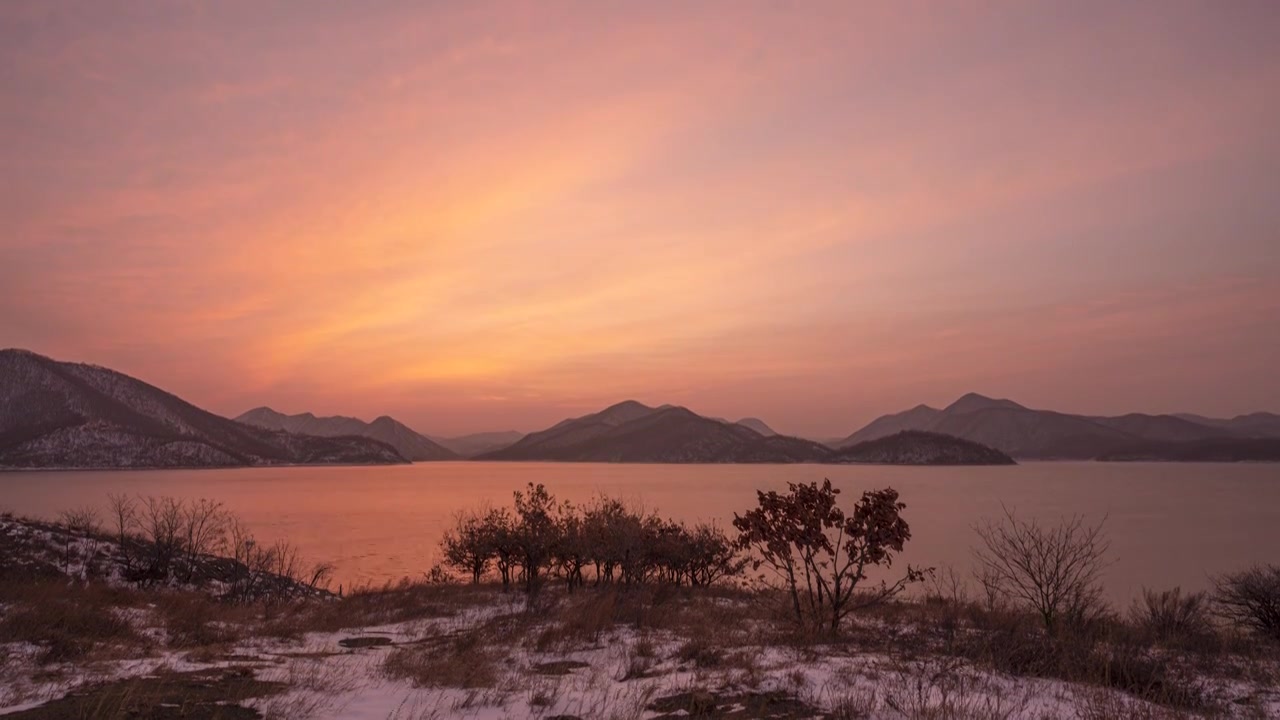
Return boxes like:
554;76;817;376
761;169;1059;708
734;480;925;635
552;503;588;592
485;507;518;591
441;509;495;584
1213;564;1280;641
107;493;138;573
512;483;560;593
972;507;1110;635
687;523;745;587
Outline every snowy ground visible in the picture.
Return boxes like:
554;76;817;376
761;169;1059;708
4;585;1277;719
2;514;1278;719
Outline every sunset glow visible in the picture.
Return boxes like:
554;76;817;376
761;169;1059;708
3;1;1278;436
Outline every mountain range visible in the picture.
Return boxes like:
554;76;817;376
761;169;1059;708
0;350;406;468
479;401;831;463
4;349;1276;468
427;431;524;458
835;392;1280;460
235;407;458;461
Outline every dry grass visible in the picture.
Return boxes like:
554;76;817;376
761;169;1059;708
381;630;501;689
155;592;248;648
262;579;496;639
3;560;1278;720
2;667;285;720
0;581;142;665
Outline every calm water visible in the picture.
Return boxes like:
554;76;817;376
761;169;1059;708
3;462;1277;604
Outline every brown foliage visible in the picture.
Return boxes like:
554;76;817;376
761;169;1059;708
733;480;926;634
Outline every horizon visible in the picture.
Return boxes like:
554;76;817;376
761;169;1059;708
6;344;1277;440
3;2;1280;437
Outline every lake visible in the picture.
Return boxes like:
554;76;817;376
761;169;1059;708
2;461;1277;604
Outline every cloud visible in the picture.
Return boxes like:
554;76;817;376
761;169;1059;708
2;1;1278;435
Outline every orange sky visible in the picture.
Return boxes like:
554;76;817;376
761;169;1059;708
2;1;1279;437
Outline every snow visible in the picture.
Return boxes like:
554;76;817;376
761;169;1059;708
2;572;1278;718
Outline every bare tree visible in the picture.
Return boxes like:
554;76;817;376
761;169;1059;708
179;498;229;582
1212;565;1280;641
136;495;185;584
57;506;101;577
107;493;138;573
972;507;1110;634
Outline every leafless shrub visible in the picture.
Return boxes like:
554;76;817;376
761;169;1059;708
828;686;879;719
1130;587;1211;641
1212;564;1280;641
881;656;1033;720
59;506;101;536
924;566;969;605
972;507;1110;635
423;562;454;584
1073;687;1195;720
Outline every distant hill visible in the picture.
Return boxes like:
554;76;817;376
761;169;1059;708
830;431;1015;465
236;407;457;461
1087;413;1235;443
734;417;777;436
479;401;829;463
837;393;1279;460
428;431;524;457
0;350;407;469
1173;412;1280;438
1098;437;1280;462
836;404;941;446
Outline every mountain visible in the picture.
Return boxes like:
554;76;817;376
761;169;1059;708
830;431;1015;465
428;431;524;457
836;404;941;447
1087;413;1235;443
734;418;776;436
235;407;457;461
1173;412;1280;438
0;349;407;469
926;406;1138;458
943;392;1025;415
482;400;657;458
235;407;366;437
837;393;1279;460
479;401;830;463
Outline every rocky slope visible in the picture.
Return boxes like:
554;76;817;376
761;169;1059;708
0;349;407;469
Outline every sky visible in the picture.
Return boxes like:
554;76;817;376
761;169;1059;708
2;1;1279;438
